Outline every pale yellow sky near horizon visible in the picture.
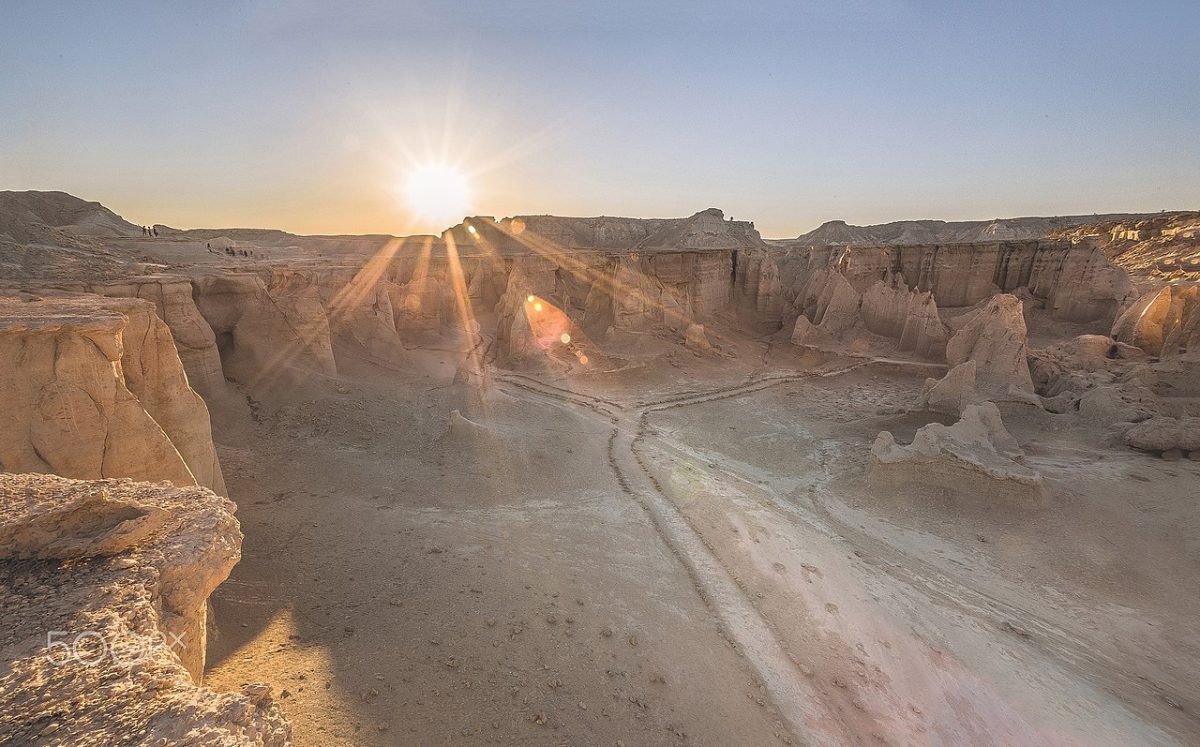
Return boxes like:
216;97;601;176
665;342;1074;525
5;3;1197;240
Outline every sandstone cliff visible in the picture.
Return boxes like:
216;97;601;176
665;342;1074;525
0;295;225;494
753;239;1132;329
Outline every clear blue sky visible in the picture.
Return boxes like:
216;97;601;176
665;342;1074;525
2;1;1197;237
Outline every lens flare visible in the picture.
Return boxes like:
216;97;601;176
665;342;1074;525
404;163;470;225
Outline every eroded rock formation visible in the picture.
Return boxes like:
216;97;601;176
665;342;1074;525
191;272;336;392
870;402;1043;500
917;361;978;416
0;295;224;494
944;295;1035;401
0;473;288;744
1111;283;1199;357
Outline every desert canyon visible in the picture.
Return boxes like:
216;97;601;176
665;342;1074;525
2;190;1199;746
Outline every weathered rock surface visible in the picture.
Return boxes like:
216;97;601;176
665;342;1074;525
945;295;1034;400
1111;283;1199;357
0;295;224;493
783;214;1148;248
1049;211;1200;281
917;361;978;416
1122;416;1200;456
87;276;229;400
860;272;949;358
870;402;1042;500
0;473;289;744
685;323;713;352
760;239;1133;331
1027;335;1149;411
191;272;336;392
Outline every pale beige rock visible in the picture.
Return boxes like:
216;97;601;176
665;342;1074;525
1122;416;1200;455
0;296;209;490
812;269;861;334
0;487;168;559
870;402;1042;500
685;323;713;352
917;360;978;416
860;272;949;359
191;271;336;392
0;473;289;744
1077;385;1160;426
1111;283;1199;357
315;267;407;367
102;297;227;494
945;294;1034;400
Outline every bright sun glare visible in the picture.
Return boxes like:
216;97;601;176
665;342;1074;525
404;163;470;227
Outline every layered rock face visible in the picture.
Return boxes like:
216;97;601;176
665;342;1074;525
756;239;1132;329
0;473;288;744
87;276;230;401
781;213;1148;248
860;272;948;358
481;207;763;252
0;295;225;494
870;402;1043;500
1048;211;1200;281
191;272;336;392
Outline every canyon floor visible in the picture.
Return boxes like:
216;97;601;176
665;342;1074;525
3;195;1198;745
204;316;1200;747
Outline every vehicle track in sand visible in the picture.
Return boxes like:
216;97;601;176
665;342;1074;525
497;361;871;744
498;357;1197;745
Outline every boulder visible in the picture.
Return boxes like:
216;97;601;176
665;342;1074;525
685;323;713;352
1122;416;1200;456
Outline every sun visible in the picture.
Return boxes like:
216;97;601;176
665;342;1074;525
404;163;470;227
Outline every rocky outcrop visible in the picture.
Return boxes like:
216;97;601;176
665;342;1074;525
766;239;1133;328
917;361;978;416
945;295;1034;400
860;272;949;358
0;190;140;244
685;323;713;352
1121;416;1200;458
191;272;336;392
870;402;1043;500
87;276;232;404
811;269;862;334
1111;283;1199;357
1027;335;1149;413
783;213;1147;248
0;473;289;744
0;295;224;494
312;267;408;368
1048;211;1200;281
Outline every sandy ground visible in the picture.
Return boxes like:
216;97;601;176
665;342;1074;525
206;322;1200;746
